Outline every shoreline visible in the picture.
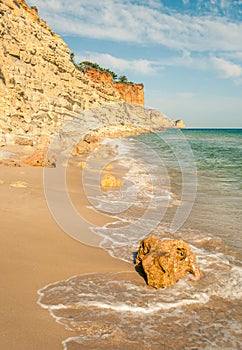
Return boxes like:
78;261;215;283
0;146;137;350
1;130;242;349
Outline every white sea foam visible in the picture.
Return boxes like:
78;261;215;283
38;260;242;349
39;132;242;349
83;138;176;262
76;295;210;313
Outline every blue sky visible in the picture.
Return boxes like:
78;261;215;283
26;0;242;127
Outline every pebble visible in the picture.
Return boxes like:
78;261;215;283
10;181;28;188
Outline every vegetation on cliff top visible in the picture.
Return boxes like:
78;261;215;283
75;60;142;86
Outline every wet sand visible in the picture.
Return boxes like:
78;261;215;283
0;147;133;350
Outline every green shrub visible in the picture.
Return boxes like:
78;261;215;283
76;61;135;84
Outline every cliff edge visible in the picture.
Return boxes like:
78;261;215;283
0;0;124;139
0;0;184;145
84;68;144;105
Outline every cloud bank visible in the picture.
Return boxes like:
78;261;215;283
27;0;242;52
26;0;242;82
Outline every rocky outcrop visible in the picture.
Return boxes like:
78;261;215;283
136;236;202;288
63;103;173;157
172;119;186;128
115;83;144;105
22;147;56;167
0;0;182;152
84;68;114;85
84;69;144;105
0;0;123;141
100;173;123;189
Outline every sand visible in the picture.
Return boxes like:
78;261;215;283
0;146;133;350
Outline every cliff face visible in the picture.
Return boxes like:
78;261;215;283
115;83;144;105
84;69;144;105
84;68;114;85
0;0;123;139
0;0;180;146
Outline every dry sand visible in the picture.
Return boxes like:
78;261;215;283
0;146;134;350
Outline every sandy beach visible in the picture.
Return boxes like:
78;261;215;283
1;130;242;350
0;146;133;350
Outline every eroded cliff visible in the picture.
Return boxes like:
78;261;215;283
84;68;144;105
0;0;124;139
115;83;144;105
0;0;183;146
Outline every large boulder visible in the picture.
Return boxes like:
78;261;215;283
136;236;202;288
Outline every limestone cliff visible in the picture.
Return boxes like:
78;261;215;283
0;0;123;139
0;0;181;146
172;119;186;128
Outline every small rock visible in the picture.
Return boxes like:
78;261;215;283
22;147;56;167
72;140;92;156
100;173;123;189
104;163;113;171
77;161;87;169
10;181;28;188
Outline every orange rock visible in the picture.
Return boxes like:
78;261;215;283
85;68;144;105
84;68;114;85
77;161;86;169
100;173;123;189
115;83;144;105
105;163;113;171
136;236;202;288
72;139;100;156
23;147;56;167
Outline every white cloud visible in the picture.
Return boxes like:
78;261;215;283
25;0;242;85
75;52;157;75
26;0;242;52
211;56;242;78
75;50;213;76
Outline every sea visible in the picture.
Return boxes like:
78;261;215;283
39;128;242;350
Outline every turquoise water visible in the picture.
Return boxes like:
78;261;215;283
135;128;242;248
182;129;242;248
141;128;242;187
182;129;242;192
39;128;242;350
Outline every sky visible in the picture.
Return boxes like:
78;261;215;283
26;0;242;128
